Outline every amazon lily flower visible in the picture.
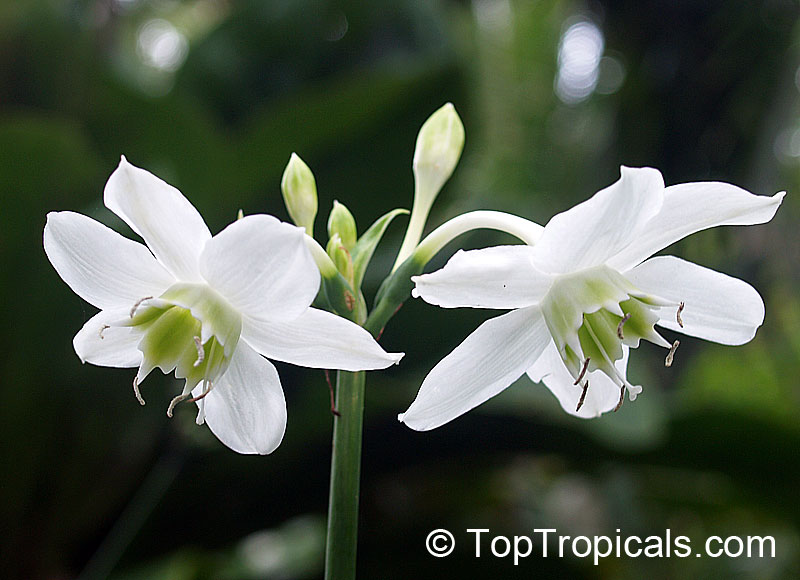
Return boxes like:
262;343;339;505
400;167;784;430
44;157;402;454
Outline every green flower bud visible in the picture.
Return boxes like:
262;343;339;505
326;233;354;287
327;200;357;251
281;153;318;236
413;103;465;199
394;103;465;270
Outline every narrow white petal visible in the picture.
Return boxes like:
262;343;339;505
44;211;175;310
532;167;664;273
195;343;286;455
399;306;550;431
241;308;403;371
104;156;211;281
609;183;785;271
200;215;320;322
626;256;765;345
527;342;633;418
412;246;552;309
73;308;143;367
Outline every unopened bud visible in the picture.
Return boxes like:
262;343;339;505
281;153;318;236
327;200;357;251
326;233;354;286
412;102;465;208
394;103;465;270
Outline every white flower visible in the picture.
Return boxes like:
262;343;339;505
44;157;403;454
400;167;784;430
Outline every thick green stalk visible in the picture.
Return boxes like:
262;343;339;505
324;370;366;579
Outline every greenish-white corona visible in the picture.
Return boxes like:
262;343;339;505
111;283;243;416
539;265;674;406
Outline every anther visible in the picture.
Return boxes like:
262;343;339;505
616;313;632;339
613;384;625;412
167;393;191;417
99;324;110;339
676;302;685;328
133;376;145;406
574;358;590;385
192;336;205;368
576;380;589;412
665;340;680;367
130;296;153;318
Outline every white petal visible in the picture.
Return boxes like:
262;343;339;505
527;342;633;418
626;256;764;345
200;215;320;322
532;167;664;273
195;343;286;455
608;183;785;271
44;211;175;310
412;246;552;309
399;306;550;431
104;156;211;281
73;308;144;367
241;308;403;371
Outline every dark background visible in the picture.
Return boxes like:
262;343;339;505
1;0;798;578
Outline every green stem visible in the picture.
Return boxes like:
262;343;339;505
324;370;366;579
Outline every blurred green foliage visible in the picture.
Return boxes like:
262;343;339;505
1;0;799;578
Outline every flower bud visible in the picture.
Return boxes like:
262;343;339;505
326;233;354;287
412;102;465;201
394;103;465;270
327;200;357;251
281;153;318;236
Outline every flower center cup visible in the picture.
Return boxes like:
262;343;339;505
540;265;673;399
114;283;242;412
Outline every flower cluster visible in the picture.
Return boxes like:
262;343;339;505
44;105;785;454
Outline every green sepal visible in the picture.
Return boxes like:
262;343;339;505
351;208;408;290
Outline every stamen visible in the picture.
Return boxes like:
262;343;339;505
192;336;205;368
665;340;680;367
195;397;207;425
133;376;145;406
188;381;213;403
676;302;685;328
99;324;110;339
613;384;625;412
574;357;590;385
617;313;631;339
167;393;191;417
130;296;153;318
576;380;589;412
